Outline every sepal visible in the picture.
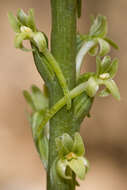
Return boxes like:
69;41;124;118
72;132;85;156
99;88;110;97
89;15;107;38
8;12;21;33
56;133;73;157
17;9;36;31
102;79;120;100
56;159;71;179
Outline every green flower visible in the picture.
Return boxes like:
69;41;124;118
8;9;47;52
78;15;119;57
81;56;120;100
55;133;89;180
76;15;119;80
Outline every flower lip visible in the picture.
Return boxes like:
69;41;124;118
65;152;77;161
20;26;32;33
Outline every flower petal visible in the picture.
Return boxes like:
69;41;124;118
98;38;110;57
103;79;120;100
67;157;86;180
72;133;85;156
56;159;71;179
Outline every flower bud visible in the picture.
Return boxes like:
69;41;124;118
85;77;99;97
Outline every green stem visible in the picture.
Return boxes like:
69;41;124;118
47;1;77;190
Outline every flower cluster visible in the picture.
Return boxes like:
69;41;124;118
81;56;120;100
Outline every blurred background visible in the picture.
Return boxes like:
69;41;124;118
0;0;127;189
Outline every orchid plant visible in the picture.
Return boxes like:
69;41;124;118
8;1;120;189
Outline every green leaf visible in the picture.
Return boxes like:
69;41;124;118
107;58;119;78
55;133;73;157
56;159;71;179
100;56;111;74
17;9;28;26
97;38;110;57
104;37;119;50
67;157;86;180
23;90;36;111
99;88;110;97
31;85;49;111
31;112;43;140
103;79;120;100
72;133;85;156
8;12;21;33
89;15;107;38
38;135;49;169
85;77;99;97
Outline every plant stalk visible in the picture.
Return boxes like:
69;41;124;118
47;0;77;190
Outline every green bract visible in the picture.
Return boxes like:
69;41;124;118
55;133;89;181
